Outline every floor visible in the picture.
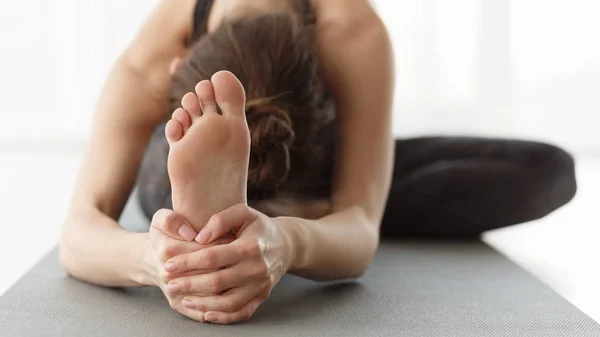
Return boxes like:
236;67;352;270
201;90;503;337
484;155;600;323
0;147;598;323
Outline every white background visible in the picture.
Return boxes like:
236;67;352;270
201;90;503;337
0;0;599;323
379;0;600;154
1;0;600;152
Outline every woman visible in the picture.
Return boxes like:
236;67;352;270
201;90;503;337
60;0;577;325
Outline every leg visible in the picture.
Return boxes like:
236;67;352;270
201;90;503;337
138;71;251;232
381;137;577;238
166;71;250;230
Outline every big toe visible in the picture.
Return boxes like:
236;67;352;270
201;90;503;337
211;71;246;117
195;80;218;115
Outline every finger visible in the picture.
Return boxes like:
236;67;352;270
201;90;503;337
163;245;232;282
196;204;256;244
172;301;206;322
155;228;232;263
163;236;238;275
165;290;206;322
156;236;206;263
183;280;268;313
151;209;197;242
165;239;255;273
204;297;263;325
164;269;207;283
167;259;262;296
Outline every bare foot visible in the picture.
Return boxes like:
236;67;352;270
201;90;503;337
166;71;250;232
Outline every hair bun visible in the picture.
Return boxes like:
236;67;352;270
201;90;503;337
245;99;295;199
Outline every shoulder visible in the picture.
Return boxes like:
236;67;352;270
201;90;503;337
309;0;387;48
124;0;197;69
310;0;377;22
309;0;385;36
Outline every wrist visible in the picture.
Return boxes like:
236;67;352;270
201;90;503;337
275;216;309;273
131;232;157;287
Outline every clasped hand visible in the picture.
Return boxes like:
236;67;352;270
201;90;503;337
145;204;293;324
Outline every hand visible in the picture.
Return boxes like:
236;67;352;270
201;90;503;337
164;204;296;324
144;209;234;322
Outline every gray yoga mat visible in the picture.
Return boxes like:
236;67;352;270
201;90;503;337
1;196;599;336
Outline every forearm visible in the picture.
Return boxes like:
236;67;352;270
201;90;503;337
276;3;394;282
316;10;395;224
282;207;379;281
60;207;153;288
57;62;161;287
58;0;192;289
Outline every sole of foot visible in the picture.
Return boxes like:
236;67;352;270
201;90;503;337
166;71;250;231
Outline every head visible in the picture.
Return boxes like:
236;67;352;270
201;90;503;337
171;12;334;200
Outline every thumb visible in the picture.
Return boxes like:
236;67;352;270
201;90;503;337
195;204;255;244
151;209;197;242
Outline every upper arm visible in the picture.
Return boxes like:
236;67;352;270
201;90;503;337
70;0;197;219
123;0;197;100
125;0;196;68
312;0;395;224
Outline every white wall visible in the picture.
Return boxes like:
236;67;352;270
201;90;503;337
375;0;600;154
510;1;600;154
1;0;599;153
0;0;159;143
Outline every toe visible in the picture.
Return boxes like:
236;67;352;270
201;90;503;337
195;80;219;115
165;119;184;145
172;108;192;131
182;92;202;118
211;71;246;117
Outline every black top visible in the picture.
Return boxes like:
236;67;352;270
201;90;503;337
190;0;316;42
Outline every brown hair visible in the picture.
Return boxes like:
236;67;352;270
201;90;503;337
171;13;335;200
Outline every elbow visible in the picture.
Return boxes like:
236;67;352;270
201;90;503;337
347;222;380;279
59;253;76;280
346;265;369;280
59;220;80;278
342;256;375;280
58;205;96;278
350;239;379;279
59;234;75;277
